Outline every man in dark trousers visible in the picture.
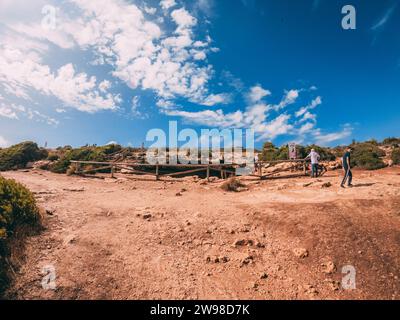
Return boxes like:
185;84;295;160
341;147;353;188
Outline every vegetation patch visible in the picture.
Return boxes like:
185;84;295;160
50;144;122;174
0;176;42;295
221;178;247;192
0;142;47;171
391;148;400;165
350;142;386;170
260;142;335;162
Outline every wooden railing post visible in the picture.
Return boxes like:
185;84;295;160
206;165;210;181
111;165;115;178
155;164;159;180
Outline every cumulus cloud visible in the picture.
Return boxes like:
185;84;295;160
201;93;231;106
247;85;271;103
160;0;177;10
0;101;20;119
312;124;352;146
274;89;299;110
0;0;227;118
295;96;322;118
0;44;120;113
0;135;10;148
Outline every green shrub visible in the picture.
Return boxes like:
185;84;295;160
261;142;335;161
350;143;386;170
47;153;59;161
0;142;48;171
221;178;246;192
391;148;400;165
382;137;400;147
302;145;336;161
0;176;41;294
261;142;278;161
50;144;122;174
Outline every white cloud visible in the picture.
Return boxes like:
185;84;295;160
131;96;142;117
0;43;120;113
144;6;157;15
247;85;271;103
312;125;352;146
160;0;177;10
171;8;197;32
0;135;10;148
201;93;231;106
0;0;221;116
295;96;322;118
0;105;19;119
371;5;397;30
298;122;315;135
99;80;111;93
275;89;299;110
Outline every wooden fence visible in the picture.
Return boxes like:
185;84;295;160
70;159;311;181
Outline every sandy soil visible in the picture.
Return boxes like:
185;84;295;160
2;167;400;300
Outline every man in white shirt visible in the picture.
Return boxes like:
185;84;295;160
305;148;320;178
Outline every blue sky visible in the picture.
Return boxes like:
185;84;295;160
0;0;399;148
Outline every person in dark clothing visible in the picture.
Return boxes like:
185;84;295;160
341;147;353;188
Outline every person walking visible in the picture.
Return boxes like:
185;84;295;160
306;148;320;178
341;147;353;188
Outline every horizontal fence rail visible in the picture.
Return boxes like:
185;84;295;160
70;159;313;181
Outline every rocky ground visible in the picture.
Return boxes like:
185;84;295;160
2;167;400;300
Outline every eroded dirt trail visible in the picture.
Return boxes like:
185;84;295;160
2;168;400;299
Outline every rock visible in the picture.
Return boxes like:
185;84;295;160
256;241;265;248
175;192;183;196
220;256;229;263
321;182;332;188
64;235;77;245
325;279;341;291
304;284;318;296
260;272;268;279
303;182;313;187
234;239;253;247
321;261;336;274
240;255;254;266
293;248;309;259
236;187;249;192
63;187;84;192
143;214;152;219
45;209;55;216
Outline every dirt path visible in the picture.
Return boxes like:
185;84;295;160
2;167;400;299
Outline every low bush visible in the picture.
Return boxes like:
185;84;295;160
391;148;400;165
301;145;336;161
382;137;400;147
350;142;386;170
221;178;247;192
0;142;48;171
0;176;42;294
50;144;122;174
47;153;59;161
261;142;335;161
